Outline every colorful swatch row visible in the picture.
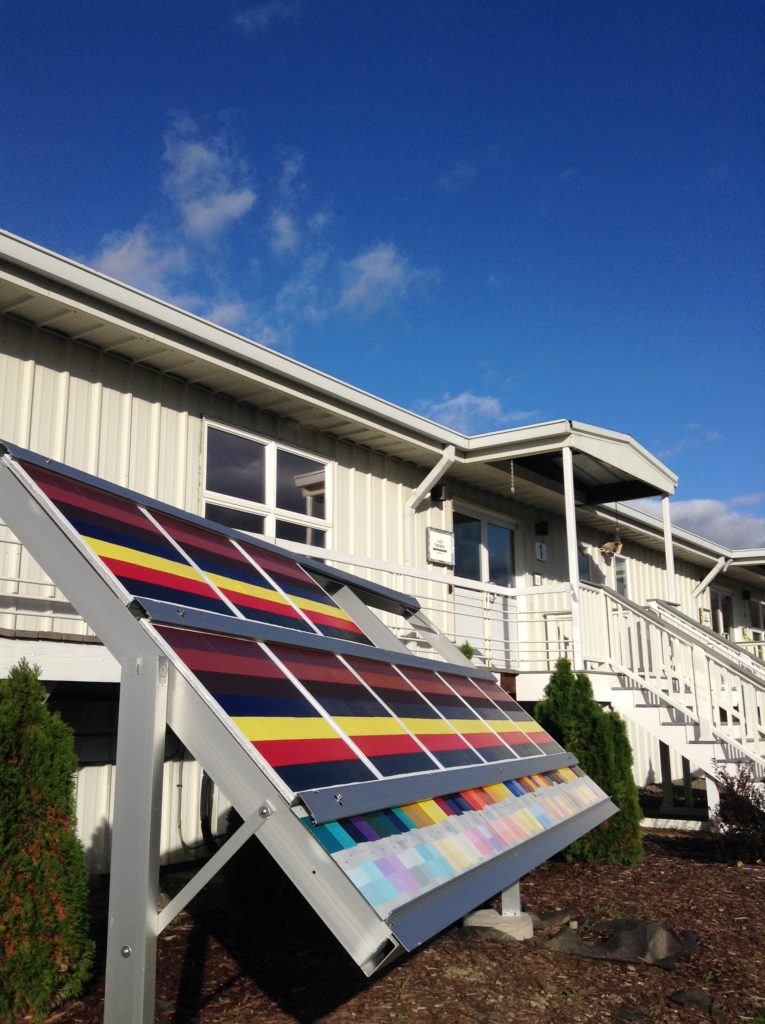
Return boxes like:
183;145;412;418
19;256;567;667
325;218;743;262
23;461;369;645
302;767;606;918
157;624;562;795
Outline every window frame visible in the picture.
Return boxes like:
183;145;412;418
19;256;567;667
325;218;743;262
451;504;518;588
202;421;331;548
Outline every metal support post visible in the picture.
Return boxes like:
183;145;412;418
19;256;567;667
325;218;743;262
562;446;582;669
659;741;675;814
500;882;522;917
104;655;169;1024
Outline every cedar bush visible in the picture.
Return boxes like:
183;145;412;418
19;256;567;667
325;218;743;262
535;658;643;865
0;659;93;1021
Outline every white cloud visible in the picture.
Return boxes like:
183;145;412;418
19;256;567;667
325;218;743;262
163;118;256;238
656;423;721;460
337;243;427;316
631;496;765;549
91;226;187;297
436;161;477;193
270;210;300;254
206;300;248;328
420;391;536;434
234;0;302;34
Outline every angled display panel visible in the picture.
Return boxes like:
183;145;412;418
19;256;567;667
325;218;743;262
0;441;615;974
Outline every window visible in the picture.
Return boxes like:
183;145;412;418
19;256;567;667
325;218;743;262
614;555;628;597
204;424;328;548
577;544;591;582
454;511;515;587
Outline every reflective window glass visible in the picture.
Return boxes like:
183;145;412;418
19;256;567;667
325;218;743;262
206;428;265;504
205;503;265;535
487;523;514;587
275;520;326;548
454;512;481;580
276;450;326;515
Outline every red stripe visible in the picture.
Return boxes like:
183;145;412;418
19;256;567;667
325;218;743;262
253;737;358;767
352;733;422;756
25;466;150;529
459;732;506;749
103;558;218;599
225;588;304;619
305;609;365;634
418;732;472;752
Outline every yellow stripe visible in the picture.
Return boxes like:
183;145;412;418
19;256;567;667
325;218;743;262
206;571;291;605
490;719;524;733
401;718;456;735
231;716;338;741
518;720;545;734
447;718;492;734
333;716;407;736
86;537;204;582
293;595;353;622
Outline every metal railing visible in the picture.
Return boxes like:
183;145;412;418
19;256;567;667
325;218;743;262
579;583;765;770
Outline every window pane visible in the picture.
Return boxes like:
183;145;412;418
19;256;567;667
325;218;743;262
276;450;326;516
205;503;265;535
614;556;628;597
275;520;326;548
206;428;265;504
454;512;481;581
487;523;514;587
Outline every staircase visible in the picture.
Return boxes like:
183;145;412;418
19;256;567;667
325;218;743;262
579;584;765;795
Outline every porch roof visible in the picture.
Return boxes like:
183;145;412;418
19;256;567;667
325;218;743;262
0;230;677;506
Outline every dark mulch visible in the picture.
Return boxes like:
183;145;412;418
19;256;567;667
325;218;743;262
45;833;764;1024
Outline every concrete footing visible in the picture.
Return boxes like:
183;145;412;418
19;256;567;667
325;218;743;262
462;907;534;940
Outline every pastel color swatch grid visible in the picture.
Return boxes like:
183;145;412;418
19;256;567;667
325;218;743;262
303;767;606;919
22;461;370;644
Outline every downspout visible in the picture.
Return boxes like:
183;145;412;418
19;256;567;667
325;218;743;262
661;495;678;604
562;444;583;669
691;556;732;600
404;445;456;566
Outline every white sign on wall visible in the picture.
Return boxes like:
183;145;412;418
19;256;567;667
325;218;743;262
426;527;455;567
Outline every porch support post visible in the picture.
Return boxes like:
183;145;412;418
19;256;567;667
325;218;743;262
661;495;677;604
500;882;522;917
562;445;583;669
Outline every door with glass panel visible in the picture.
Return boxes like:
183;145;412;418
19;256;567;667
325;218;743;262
452;511;518;669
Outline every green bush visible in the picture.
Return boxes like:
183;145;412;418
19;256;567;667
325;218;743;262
535;658;643;865
0;659;93;1021
710;763;765;861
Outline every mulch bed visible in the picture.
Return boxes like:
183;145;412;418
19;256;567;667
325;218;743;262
47;833;764;1024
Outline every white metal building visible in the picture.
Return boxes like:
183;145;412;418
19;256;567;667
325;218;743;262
1;230;763;867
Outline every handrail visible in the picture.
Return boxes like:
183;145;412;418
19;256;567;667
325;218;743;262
580;583;765;771
648;599;765;683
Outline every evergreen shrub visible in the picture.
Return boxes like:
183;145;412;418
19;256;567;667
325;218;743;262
535;658;644;865
0;659;93;1021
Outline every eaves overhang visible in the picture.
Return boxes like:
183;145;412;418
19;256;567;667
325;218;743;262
0;229;676;507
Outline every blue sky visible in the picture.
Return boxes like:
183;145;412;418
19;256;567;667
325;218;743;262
2;1;763;546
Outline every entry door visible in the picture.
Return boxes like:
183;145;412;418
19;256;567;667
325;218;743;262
453;511;517;668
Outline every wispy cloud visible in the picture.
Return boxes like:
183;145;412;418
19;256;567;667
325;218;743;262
436;160;477;193
337;244;431;316
420;391;536;434
631;495;765;549
92;226;188;299
270;210;300;254
234;0;302;34
163;116;256;239
89;114;433;348
656;423;722;460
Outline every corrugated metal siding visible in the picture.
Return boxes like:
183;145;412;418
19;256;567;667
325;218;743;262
75;757;231;875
